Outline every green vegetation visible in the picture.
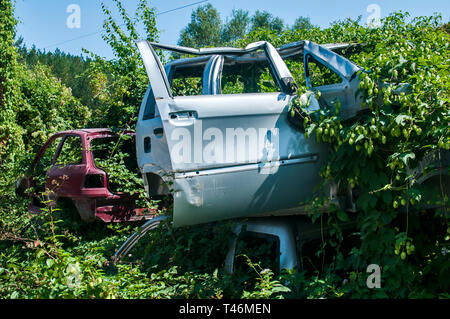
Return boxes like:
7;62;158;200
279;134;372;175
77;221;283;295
16;42;93;108
285;12;449;297
0;0;449;299
178;3;312;47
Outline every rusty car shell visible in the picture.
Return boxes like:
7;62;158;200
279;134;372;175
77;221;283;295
19;129;157;222
135;40;365;228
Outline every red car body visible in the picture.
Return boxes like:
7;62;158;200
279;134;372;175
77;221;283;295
22;129;157;222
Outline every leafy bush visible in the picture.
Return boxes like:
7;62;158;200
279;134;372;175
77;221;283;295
17;63;90;152
83;0;160;130
0;0;25;193
0;0;90;194
285;12;449;297
1;0;449;299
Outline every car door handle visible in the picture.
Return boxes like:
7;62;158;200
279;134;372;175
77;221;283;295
153;127;164;136
168;111;197;126
169;111;197;120
144;136;151;153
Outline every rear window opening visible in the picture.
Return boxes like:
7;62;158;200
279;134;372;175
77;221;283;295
89;134;139;193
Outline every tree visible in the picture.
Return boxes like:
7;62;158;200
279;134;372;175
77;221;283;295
250;10;284;34
178;3;222;48
83;0;159;128
177;6;288;47
292;16;317;31
221;9;250;43
16;44;93;107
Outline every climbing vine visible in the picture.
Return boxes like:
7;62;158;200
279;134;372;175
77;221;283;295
284;12;449;297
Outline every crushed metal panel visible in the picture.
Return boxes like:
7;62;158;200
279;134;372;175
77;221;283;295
302;41;365;121
303;40;362;81
157;41;360;68
150;41;271;56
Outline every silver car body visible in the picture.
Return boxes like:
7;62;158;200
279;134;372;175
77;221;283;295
136;40;364;228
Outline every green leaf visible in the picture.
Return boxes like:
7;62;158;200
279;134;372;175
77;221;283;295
337;210;350;222
355;134;365;143
400;152;415;165
271;284;291;293
395;114;412;126
306;123;317;136
381;190;392;205
46;258;54;268
381;213;392;224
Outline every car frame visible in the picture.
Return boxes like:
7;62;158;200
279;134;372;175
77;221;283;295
135;39;364;228
16;128;158;222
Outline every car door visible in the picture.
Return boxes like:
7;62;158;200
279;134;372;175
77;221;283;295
303;40;364;120
137;41;328;227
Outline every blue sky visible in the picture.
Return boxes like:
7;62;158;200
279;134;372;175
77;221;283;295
15;0;449;60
